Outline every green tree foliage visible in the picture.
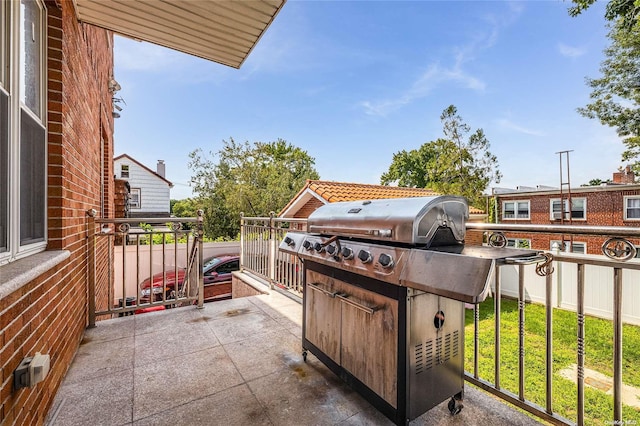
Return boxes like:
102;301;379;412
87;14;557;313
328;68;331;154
380;105;501;207
189;138;319;239
568;0;639;31
569;1;640;172
577;20;640;173
171;198;199;217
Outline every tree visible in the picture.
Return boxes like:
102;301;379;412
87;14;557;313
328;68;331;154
380;105;501;207
568;0;639;31
569;1;640;172
189;138;319;239
576;21;640;173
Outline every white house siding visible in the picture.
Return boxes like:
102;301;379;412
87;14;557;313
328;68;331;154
114;156;171;215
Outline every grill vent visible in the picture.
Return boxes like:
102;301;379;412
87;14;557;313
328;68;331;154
435;336;442;364
425;340;433;370
445;333;451;361
415;343;424;374
453;330;459;358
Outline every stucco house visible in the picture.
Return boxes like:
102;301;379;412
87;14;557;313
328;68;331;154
114;154;173;218
0;1;284;423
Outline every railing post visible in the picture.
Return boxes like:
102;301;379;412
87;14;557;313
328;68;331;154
545;266;554;414
86;209;97;328
613;267;623;422
240;213;245;272
577;263;585;426
268;212;276;290
494;265;501;390
197;210;204;309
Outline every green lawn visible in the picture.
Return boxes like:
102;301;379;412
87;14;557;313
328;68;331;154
464;297;640;425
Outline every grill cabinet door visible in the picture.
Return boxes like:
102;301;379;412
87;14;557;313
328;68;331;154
340;282;398;407
305;271;342;362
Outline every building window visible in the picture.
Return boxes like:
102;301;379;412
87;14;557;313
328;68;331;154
624;196;640;220
120;164;130;178
503;201;530;220
550;198;586;220
129;188;141;209
507;238;530;249
1;0;46;262
550;240;586;254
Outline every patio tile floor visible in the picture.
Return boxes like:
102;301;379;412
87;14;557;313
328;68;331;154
46;288;542;426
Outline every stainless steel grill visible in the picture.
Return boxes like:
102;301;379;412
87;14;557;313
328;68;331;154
279;196;547;425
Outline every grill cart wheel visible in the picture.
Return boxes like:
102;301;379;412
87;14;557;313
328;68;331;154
302;350;308;362
448;394;464;415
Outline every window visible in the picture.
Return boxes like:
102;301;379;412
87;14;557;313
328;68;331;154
502;200;530;220
550;240;586;254
507;238;530;249
624;196;640;220
1;0;46;262
120;164;130;178
129;188;141;209
550;198;586;220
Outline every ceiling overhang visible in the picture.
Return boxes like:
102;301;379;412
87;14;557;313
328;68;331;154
73;0;286;68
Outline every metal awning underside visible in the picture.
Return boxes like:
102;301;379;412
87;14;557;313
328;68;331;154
73;0;286;69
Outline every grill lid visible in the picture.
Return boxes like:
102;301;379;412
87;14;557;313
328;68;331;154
307;196;468;246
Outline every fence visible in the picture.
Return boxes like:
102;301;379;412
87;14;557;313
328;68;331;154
240;216;640;425
87;211;204;325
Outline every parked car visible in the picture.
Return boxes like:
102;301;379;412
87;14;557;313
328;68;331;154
139;255;239;304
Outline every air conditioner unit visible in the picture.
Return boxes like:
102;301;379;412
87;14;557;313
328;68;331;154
552;212;564;220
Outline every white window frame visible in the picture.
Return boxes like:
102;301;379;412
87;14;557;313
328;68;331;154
502;200;530;220
120;164;130;178
129;188;141;209
0;0;47;264
550;240;586;254
507;238;531;249
624;196;640;221
549;198;586;221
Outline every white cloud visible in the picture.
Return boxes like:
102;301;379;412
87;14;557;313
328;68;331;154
557;43;587;58
359;3;523;117
495;118;545;136
360;64;487;117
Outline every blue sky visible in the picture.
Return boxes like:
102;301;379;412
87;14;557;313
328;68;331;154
113;1;620;200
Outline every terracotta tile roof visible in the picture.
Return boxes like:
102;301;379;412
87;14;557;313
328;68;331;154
279;180;485;216
308;180;439;202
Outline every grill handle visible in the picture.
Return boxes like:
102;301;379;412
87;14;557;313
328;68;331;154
308;282;339;298
336;294;380;315
503;254;550;265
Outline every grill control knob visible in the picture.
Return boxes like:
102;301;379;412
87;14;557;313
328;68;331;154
326;244;336;255
314;242;325;253
378;253;394;269
302;240;313;251
358;249;373;264
283;237;295;247
341;247;354;260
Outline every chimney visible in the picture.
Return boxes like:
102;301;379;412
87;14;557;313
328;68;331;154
157;160;166;178
612;165;635;184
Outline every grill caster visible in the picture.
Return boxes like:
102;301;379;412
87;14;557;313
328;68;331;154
302;350;307;362
448;393;464;415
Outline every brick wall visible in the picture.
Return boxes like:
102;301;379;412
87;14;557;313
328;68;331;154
1;0;114;423
496;188;640;254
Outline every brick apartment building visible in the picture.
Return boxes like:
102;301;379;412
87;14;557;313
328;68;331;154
0;1;284;424
491;166;640;256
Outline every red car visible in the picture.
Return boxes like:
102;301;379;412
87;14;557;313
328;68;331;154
139;255;239;304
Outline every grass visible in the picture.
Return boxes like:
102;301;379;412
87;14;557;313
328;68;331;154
464;297;640;425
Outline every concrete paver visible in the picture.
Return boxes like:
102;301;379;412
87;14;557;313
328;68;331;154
46;289;542;426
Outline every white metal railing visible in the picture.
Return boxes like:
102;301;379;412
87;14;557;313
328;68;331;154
87;210;204;326
240;213;306;294
239;216;640;425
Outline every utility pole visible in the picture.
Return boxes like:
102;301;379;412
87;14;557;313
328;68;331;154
556;150;574;251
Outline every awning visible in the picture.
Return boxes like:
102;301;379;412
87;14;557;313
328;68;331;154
72;0;286;69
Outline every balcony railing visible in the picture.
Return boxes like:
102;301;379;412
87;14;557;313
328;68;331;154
87;210;204;326
239;216;640;425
